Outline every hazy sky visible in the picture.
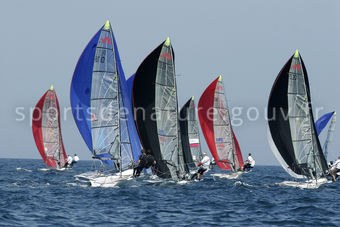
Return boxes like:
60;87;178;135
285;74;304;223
1;0;339;166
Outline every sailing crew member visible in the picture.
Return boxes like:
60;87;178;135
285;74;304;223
66;155;73;168
328;161;334;169
243;153;255;171
70;154;79;168
133;149;148;177
145;150;157;172
329;156;340;182
196;152;211;180
210;157;216;169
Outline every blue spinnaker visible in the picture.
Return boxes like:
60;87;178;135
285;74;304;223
70;21;141;167
315;111;335;136
126;74;135;101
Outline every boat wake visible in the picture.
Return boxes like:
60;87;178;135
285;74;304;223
234;180;254;187
74;171;102;180
276;178;331;189
211;171;244;180
16;168;32;172
38;168;51;172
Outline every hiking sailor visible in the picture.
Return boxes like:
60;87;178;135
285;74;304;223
70;154;79;168
66;155;73;168
196;152;210;180
329;156;340;182
132;149;150;177
145;150;157;174
243;153;255;171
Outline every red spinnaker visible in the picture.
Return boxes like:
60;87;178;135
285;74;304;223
233;130;244;170
32;87;67;168
198;76;243;171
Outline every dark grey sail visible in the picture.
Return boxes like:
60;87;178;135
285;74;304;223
133;37;188;180
179;97;203;168
267;50;328;179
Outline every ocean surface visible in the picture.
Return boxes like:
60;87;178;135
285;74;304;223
1;159;339;226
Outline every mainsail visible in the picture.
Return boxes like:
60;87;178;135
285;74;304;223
32;86;67;168
179;97;203;168
267;50;328;179
315;111;336;160
70;20;141;171
132;37;187;179
198;76;243;171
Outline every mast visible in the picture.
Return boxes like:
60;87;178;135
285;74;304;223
170;37;186;178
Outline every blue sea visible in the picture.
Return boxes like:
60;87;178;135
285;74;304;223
1;159;339;226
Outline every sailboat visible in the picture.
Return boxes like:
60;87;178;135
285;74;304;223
267;50;329;188
315;111;336;161
70;21;141;186
132;37;188;180
198;76;244;179
179;96;203;169
32;85;67;169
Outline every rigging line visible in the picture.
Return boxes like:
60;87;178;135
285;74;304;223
96;134;119;155
95;124;119;149
159;86;175;112
94;110;119;148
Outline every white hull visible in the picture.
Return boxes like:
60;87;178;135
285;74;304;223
211;171;244;179
277;178;330;189
89;169;134;187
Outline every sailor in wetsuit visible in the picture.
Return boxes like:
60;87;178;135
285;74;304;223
133;149;157;177
145;150;157;173
133;149;147;177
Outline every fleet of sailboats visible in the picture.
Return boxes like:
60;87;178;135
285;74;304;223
30;21;338;187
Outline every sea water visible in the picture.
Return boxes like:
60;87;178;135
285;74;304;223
1;159;339;226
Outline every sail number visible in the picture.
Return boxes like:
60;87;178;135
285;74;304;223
95;49;106;63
